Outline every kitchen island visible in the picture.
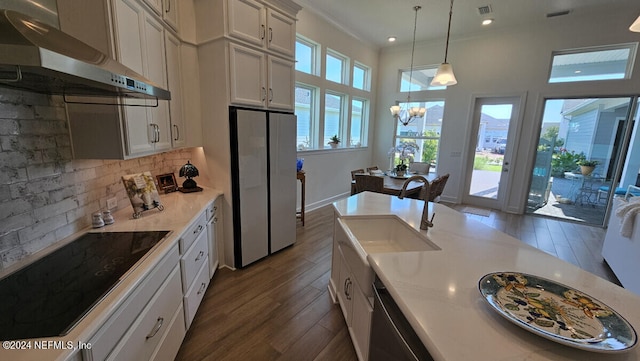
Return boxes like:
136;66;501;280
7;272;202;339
332;192;640;361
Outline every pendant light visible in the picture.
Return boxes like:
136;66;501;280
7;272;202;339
631;15;640;32
431;0;457;86
390;6;426;126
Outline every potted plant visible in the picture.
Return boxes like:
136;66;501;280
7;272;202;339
577;159;599;175
328;134;340;149
395;162;408;176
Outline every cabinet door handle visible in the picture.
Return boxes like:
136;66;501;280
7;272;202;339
195;250;205;262
173;124;180;141
261;24;266;40
261;87;267;101
150;124;160;143
149;124;155;143
268;88;273;102
165;0;170;13
269;27;273;43
145;317;164;340
197;282;207;295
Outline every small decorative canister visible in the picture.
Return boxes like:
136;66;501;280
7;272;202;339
92;213;105;228
102;210;114;225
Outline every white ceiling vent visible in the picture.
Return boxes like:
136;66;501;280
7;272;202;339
477;5;493;16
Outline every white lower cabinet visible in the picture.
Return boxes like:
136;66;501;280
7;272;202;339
184;259;210;328
83;244;183;361
106;266;183;361
331;221;372;361
179;208;212;329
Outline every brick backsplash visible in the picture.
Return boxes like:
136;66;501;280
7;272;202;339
0;89;196;270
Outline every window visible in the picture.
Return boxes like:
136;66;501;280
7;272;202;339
324;92;345;147
548;43;637;83
326;49;348;84
293;35;371;151
295;85;316;150
390;100;445;172
353;63;370;91
295;37;318;75
350;98;367;147
400;66;445;92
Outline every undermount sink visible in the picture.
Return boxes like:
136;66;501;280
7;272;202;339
340;216;440;254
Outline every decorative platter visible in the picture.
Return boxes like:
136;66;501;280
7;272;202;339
478;272;637;353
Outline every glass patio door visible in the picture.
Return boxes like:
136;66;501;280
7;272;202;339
463;96;522;210
526;97;638;226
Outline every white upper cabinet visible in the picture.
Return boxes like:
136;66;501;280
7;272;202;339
165;31;186;148
227;0;264;47
228;43;294;110
267;55;294;109
142;0;180;31
227;0;296;57
265;7;295;57
113;0;171;156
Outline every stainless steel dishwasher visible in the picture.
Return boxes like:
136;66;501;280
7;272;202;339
369;277;434;361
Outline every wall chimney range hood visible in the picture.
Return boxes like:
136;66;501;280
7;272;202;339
0;9;171;101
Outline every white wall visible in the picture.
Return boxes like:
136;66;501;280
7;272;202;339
373;5;640;213
294;9;380;210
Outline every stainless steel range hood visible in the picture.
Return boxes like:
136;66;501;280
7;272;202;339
0;9;170;101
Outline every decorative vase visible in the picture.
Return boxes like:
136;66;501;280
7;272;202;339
580;165;595;176
396;170;405;177
329;143;338;149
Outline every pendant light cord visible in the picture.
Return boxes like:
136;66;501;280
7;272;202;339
407;6;420;104
444;0;454;63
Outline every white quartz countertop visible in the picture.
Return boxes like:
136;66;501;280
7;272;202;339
333;192;640;361
0;187;222;361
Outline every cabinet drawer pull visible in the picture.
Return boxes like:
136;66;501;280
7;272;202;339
145;317;164;340
213;217;218;223
197;282;207;295
344;278;352;300
195;250;205;262
194;225;203;235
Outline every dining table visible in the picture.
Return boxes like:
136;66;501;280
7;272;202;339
353;171;436;197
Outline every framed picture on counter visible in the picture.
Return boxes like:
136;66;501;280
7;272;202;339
156;173;178;194
122;171;164;218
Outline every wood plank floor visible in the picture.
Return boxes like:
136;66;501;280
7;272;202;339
175;203;619;361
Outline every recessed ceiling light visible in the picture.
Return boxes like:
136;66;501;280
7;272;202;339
388;36;397;42
482;18;493;25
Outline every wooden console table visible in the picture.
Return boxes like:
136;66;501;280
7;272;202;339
297;171;305;226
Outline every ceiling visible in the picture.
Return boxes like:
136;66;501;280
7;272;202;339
294;0;640;48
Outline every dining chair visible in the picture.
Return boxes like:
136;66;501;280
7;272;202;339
351;169;365;195
409;162;430;175
428;173;450;202
366;166;379;173
354;174;384;194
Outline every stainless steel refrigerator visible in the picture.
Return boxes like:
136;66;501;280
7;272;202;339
229;107;297;268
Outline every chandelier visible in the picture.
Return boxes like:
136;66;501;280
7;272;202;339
431;0;457;86
390;6;426;127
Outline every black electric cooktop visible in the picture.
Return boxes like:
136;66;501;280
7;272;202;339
0;231;170;341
